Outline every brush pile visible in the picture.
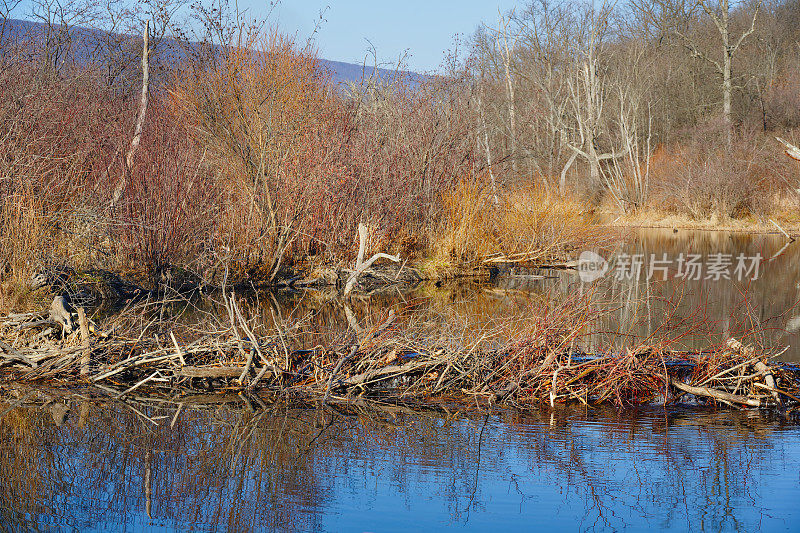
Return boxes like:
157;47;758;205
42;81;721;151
1;297;799;410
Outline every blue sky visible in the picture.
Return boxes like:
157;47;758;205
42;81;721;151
263;1;522;72
11;0;522;72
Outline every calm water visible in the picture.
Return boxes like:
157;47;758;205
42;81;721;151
247;228;800;361
1;392;799;532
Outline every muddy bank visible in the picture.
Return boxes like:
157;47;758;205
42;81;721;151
23;259;572;310
22;261;428;306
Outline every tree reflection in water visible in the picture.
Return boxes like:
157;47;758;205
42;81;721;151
1;390;799;532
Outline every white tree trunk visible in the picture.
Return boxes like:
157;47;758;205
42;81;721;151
111;22;149;209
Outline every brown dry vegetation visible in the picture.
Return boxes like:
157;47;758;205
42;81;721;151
434;180;602;269
0;7;597;307
4;0;800;308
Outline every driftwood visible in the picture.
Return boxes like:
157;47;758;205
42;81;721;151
669;377;764;407
0;340;37;368
179;366;246;379
344;360;432;388
344;223;400;296
2;298;799;411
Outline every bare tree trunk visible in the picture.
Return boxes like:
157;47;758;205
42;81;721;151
111;22;149;209
722;53;732;147
568;42;620;192
587;143;601;187
660;0;761;150
560;151;578;196
476;91;499;207
721;5;732;148
497;13;518;172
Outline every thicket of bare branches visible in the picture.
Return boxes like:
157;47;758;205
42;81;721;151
473;0;800;216
0;0;489;292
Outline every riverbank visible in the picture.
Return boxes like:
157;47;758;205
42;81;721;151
601;209;800;237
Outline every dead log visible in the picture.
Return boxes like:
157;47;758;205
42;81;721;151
344;360;433;388
344;223;400;296
669;377;764;408
178;366;246;379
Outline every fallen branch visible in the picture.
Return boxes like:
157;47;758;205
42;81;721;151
344;222;400;296
769;218;795;241
777;136;800;161
179;366;246;379
669;377;763;407
0;340;37;368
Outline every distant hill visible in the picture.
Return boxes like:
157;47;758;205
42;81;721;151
0;17;415;85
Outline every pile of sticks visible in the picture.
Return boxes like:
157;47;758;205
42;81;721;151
1;301;798;410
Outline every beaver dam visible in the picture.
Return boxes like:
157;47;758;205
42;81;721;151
2;287;800;413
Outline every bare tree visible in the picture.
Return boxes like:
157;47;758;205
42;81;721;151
562;2;628;192
475;70;500;206
0;0;22;46
494;10;519;172
28;0;99;72
602;87;653;212
514;0;574;193
632;0;762;146
110;22;149;210
478;0;575;192
474;0;647;197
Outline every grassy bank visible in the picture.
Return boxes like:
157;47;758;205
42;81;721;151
600;209;800;236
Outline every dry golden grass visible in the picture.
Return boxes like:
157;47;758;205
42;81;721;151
0;187;53;312
431;179;605;271
601;192;800;235
0;188;48;285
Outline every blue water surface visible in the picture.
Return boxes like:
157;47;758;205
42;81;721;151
1;400;799;532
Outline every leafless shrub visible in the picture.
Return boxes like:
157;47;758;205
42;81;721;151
651;119;781;219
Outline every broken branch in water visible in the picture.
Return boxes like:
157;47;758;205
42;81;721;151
668;377;764;407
